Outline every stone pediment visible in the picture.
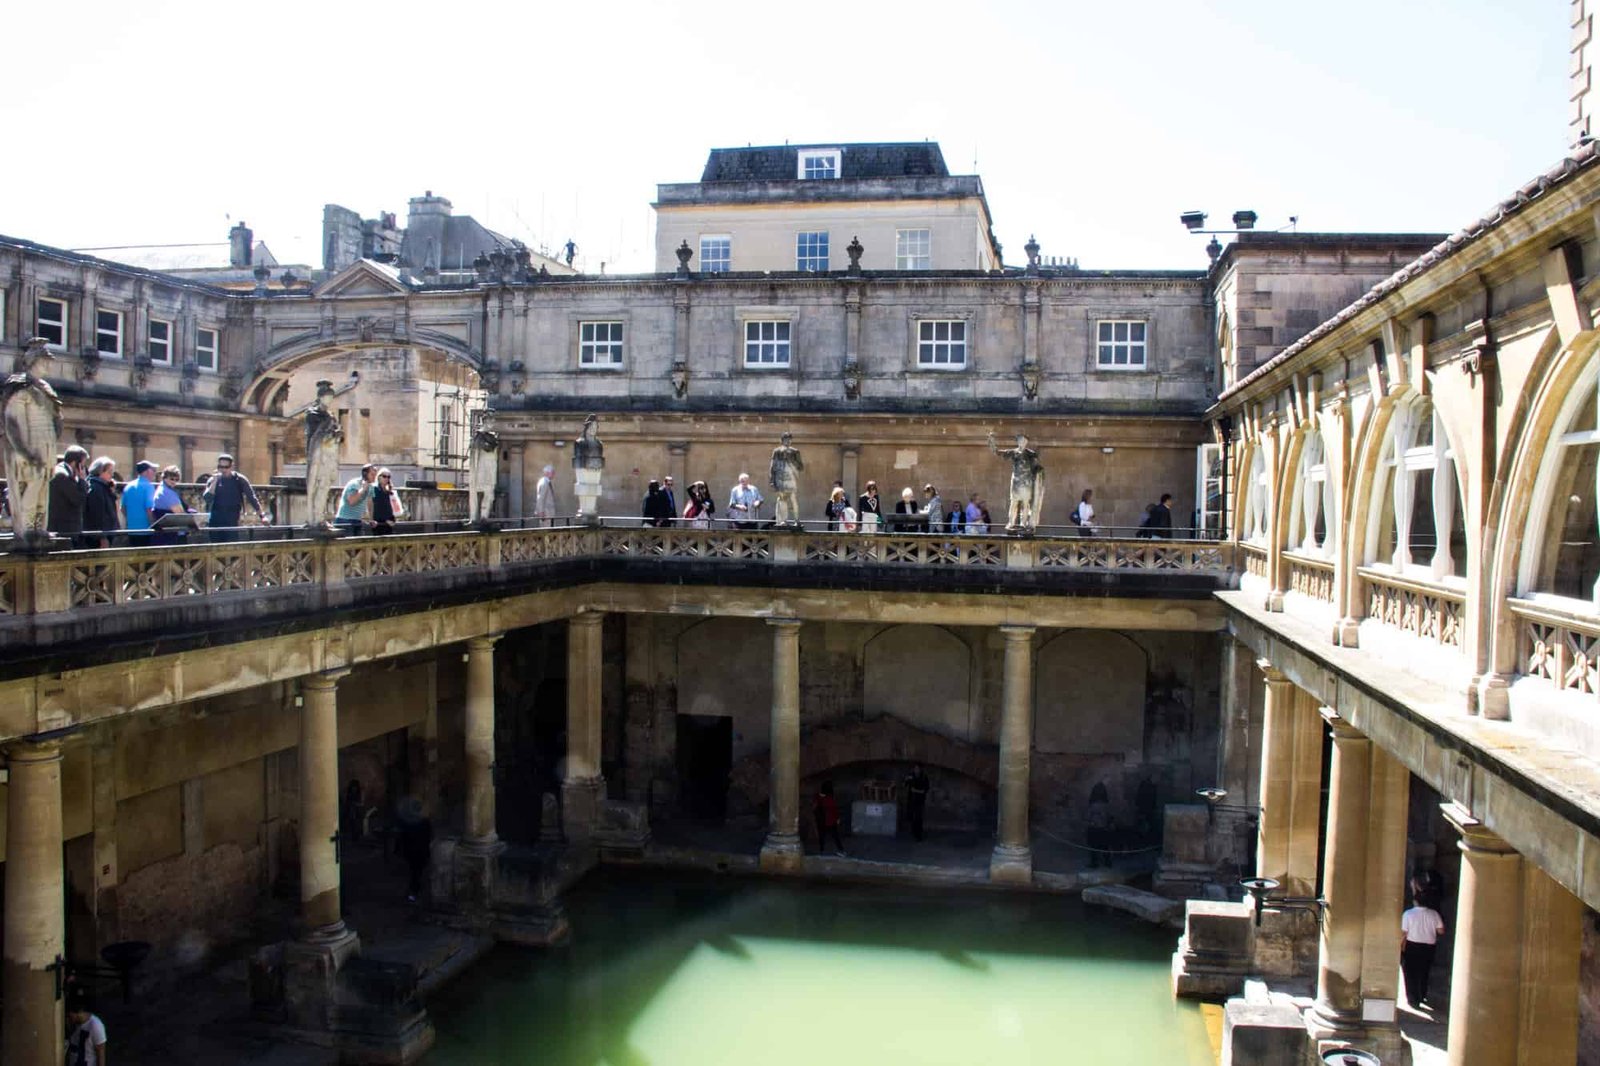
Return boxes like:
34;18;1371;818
313;259;413;298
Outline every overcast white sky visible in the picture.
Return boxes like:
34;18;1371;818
0;0;1569;274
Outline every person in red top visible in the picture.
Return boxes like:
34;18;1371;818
812;780;847;857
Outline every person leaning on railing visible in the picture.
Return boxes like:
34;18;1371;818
200;453;266;543
83;457;120;548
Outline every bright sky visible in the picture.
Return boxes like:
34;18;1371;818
0;0;1569;274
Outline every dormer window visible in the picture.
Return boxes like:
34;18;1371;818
798;149;840;180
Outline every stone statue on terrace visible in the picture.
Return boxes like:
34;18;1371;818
769;432;804;526
302;379;345;528
1;338;62;548
572;414;604;520
467;411;501;525
988;430;1045;533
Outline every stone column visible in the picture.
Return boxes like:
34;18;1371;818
1216;636;1256;802
506;445;525;519
299;670;350;939
1357;744;1410;1040
1309;711;1371;1037
464;635;502;848
2;739;65;1066
1443;803;1523;1066
1255;664;1295;882
760;618;804;872
1284;688;1324;896
990;624;1036;884
178;435;197;479
563;612;606;839
1517;861;1583;1066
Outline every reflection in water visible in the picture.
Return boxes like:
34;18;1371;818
427;869;1212;1066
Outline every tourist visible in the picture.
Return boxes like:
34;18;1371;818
1151;493;1174;538
660;475;677;526
728;472;763;528
683;481;715;528
643;479;673;527
813;780;846;856
1400;891;1446;1010
946;494;965;534
201;452;266;543
1085;781;1113;868
334;464;378;534
1136;503;1160;538
825;485;849;530
964;493;984;533
372;468;404;535
534;464;557;525
83;457;119;547
857;480;882;532
396;796;434;905
904;764;931;842
65;991;108;1066
47;444;90;539
121;459;159;543
923;484;944;529
1072;488;1096;536
151;465;189;544
978;498;993;530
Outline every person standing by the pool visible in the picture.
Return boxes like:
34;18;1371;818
1400;891;1446;1010
904;765;931;842
813;780;846;857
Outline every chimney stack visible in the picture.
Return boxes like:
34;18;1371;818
229;221;253;267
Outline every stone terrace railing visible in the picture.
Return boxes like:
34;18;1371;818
1358;566;1466;651
1510;597;1600;698
0;525;1235;628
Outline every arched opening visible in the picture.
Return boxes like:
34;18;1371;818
1286;427;1333;558
1364;395;1467;580
1240;445;1269;545
862;625;974;741
1520;358;1600;606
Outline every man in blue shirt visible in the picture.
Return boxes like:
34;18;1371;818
335;464;377;534
121;460;159;542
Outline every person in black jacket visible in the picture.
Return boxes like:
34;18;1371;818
47;445;90;539
1151;493;1175;538
858;480;882;530
82;456;121;548
642;480;673;526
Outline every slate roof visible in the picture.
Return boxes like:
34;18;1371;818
700;143;951;182
1215;139;1600;405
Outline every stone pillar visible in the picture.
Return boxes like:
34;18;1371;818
418;658;441;820
464;635;502;847
1216;636;1256;802
1442;803;1521;1066
1254;665;1295;883
840;443;860;499
1309;712;1371;1037
990;624;1036;884
2;739;65;1066
759;618;804;872
667;443;690;510
1518;861;1583;1066
1356;744;1410;1040
563;612;606;839
1284;688;1323;896
506;444;525;519
299;670;350;939
178;434;197;479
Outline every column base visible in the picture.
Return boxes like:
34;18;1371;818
1476;672;1512;720
561;776;605;841
1335;617;1361;648
427;838;573;948
1265;589;1285;612
759;832;804;873
989;843;1034;885
1305;1001;1366;1042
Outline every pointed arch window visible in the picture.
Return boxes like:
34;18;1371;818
1241;447;1269;545
1523;369;1600;605
1289;430;1333;557
1368;398;1465;579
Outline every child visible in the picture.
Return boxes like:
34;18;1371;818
66;992;108;1066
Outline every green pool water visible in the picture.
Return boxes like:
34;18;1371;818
426;868;1214;1066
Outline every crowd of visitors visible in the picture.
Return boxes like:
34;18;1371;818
40;445;271;547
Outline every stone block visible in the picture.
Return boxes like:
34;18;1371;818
1171;899;1254;999
851;799;897;836
594;798;651;858
1223;999;1307;1066
1082;884;1184;927
1162;803;1211;865
1251;905;1319;978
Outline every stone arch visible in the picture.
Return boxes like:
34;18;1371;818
1034;629;1149;759
242;328;484;415
675;617;772;762
862;624;975;741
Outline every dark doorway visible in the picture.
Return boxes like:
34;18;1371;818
676;715;732;821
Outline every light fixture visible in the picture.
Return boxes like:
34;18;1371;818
1179;210;1207;231
554;439;567;447
1321;1050;1380;1066
1101;446;1115;455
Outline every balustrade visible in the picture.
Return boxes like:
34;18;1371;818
1357;567;1465;650
1510;598;1600;698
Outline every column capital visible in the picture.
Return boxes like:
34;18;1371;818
667;441;690;456
1442;800;1516;854
766;616;802;629
3;737;63;763
300;668;350;692
1319;706;1366;740
467;633;503;652
999;624;1036;640
570;610;605;629
1257;659;1290;684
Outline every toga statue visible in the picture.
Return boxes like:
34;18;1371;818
468;412;501;524
303;379;344;527
769;432;804;525
988;430;1045;532
1;338;63;546
572;414;604;519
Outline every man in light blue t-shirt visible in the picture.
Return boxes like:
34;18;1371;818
335;464;377;534
121;460;159;541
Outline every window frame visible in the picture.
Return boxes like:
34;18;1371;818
148;318;173;364
577;320;626;369
1095;318;1149;370
742;318;793;369
195;327;219;371
36;296;68;349
896;228;932;270
912;316;970;370
797;149;840;180
699;235;731;274
796;231;829;272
